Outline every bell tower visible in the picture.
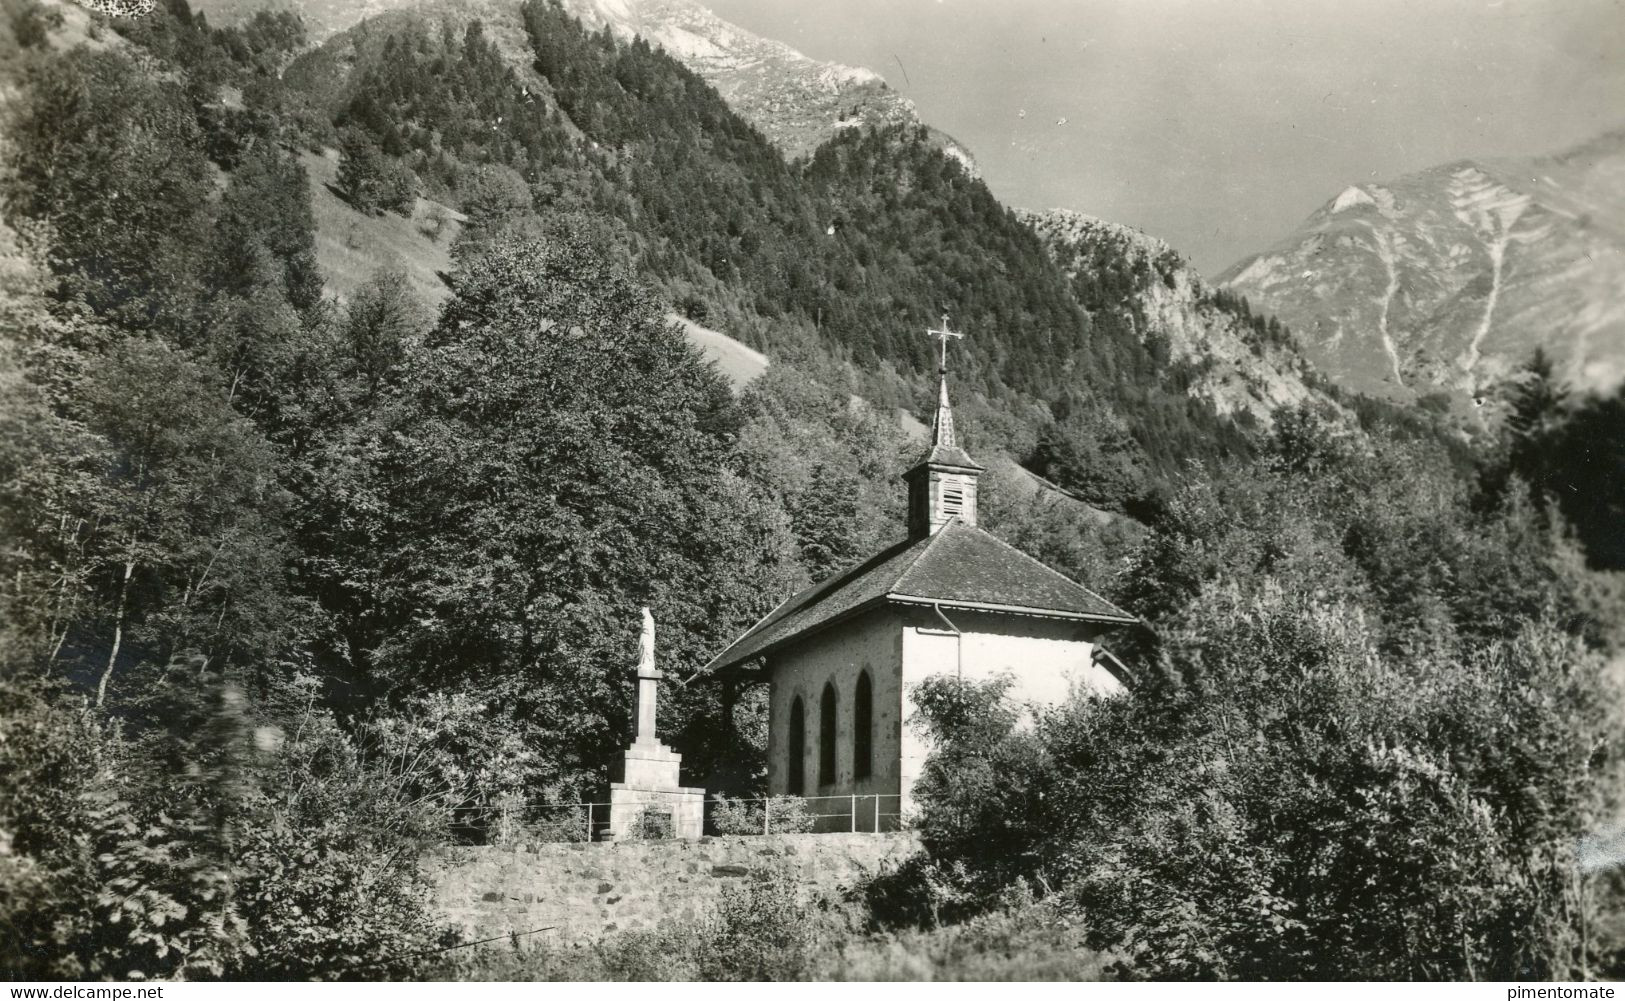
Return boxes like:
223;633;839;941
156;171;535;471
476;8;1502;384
905;316;983;538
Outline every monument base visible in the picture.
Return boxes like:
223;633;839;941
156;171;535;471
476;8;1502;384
608;781;705;840
607;738;704;839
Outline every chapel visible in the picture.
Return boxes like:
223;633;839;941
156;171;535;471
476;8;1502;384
696;318;1137;826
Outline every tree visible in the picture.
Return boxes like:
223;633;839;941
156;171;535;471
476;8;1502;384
208;146;324;314
336;128;387;215
450;163;541;268
325;236;799;793
734;364;908;580
342;269;430;392
910;587;1619;980
0;225;110;675
0;669;450;980
1506;348;1568;444
57;339;302;706
380;157;419;216
5;49;212;329
1027;392;1151;512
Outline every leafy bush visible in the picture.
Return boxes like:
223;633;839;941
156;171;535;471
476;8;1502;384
0;675;452;981
696;866;825;980
0;678;116;979
380;157;418;215
627;808;676;841
834;882;1110;981
233;687;451;979
710;795;817;835
337;128;387;213
908;589;1620;980
365;690;534;845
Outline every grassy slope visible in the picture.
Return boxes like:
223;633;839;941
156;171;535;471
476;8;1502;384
303;148;463;306
670;314;769;389
305;147;778;392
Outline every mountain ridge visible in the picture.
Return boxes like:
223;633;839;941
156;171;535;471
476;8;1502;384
558;0;975;169
1219;129;1625;405
187;0;977;169
1024;208;1325;429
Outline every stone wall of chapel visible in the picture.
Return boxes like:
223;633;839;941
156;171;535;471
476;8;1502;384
766;609;905;826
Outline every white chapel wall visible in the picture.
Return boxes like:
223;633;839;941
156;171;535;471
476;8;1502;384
898;608;1122;812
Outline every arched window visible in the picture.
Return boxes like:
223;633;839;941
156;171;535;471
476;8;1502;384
787;696;805;795
853;671;873;780
819;682;837;786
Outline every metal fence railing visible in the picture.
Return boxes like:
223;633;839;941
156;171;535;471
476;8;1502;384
450;801;610;845
705;793;905;836
449;793;906;845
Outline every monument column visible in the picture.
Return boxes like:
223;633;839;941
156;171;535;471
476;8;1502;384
607;608;705;839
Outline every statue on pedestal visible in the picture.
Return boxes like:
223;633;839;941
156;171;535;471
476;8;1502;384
637;606;656;676
608;606;704;839
632;606;662;746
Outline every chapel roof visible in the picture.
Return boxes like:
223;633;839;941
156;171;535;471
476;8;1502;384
697;518;1136;676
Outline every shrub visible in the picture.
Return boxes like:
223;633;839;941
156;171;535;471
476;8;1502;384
438;874;1107;981
381;158;418;216
0;675;452;981
0;678;116;979
513;804;592;845
710;795;760;835
337;128;386;214
696;866;825;981
861;854;982;929
626;807;675;841
834;883;1111;981
710;795;816;835
907;589;1621;980
234;693;451;979
416;202;452;241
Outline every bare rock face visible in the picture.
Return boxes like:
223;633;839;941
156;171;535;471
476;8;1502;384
1024;209;1330;429
559;0;976;168
1219;130;1625;403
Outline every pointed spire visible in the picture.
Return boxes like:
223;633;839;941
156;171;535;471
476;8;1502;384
932;370;957;448
926;314;963;449
908;316;981;538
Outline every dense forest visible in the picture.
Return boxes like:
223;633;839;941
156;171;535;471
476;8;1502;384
1;0;1623;981
278;0;1282;501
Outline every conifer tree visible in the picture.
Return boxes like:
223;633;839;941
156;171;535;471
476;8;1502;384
336;128;387;214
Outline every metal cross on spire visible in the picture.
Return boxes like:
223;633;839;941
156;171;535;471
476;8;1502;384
926;314;963;373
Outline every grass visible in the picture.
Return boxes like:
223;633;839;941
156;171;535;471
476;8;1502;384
303;148;463;308
670;313;769;392
303;149;774;394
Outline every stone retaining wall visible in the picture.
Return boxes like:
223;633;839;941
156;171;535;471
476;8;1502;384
425;832;919;945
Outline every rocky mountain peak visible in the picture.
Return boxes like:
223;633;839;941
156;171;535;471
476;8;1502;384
559;0;976;167
1023;208;1329;429
1220;130;1625;405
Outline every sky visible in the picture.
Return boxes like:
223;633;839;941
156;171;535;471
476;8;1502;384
703;0;1625;276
